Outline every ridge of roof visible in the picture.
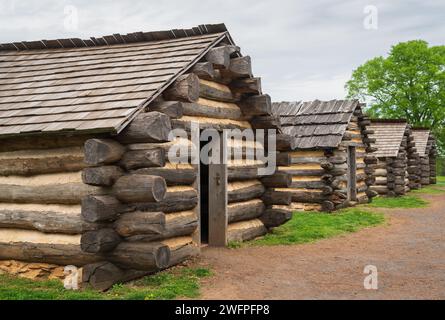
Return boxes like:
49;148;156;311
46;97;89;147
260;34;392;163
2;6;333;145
0;23;228;52
370;118;407;124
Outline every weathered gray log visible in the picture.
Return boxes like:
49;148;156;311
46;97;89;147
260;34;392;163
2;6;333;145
117;112;172;144
262;189;292;205
82;261;125;291
364;156;378;164
84;139;125;166
289;190;327;203
227;220;267;243
81;229;122;253
0;183;106;205
0;209;104;234
130;188;198;213
0;242;100;266
133;167;197;186
320;160;334;171
81;195;122;223
239;94;272;116
228;200;265;223
291;180;326;189
199;81;238;103
112;175;167;203
165;241;200;268
148;101;184;118
222;56;252;79
260;208;292;228
118;148;166;170
114;211;166;238
230;77;262;95
321;200;335;212
182;101;242;119
228;183;265;203
366;189;379;198
0;148;86;176
163;73;200;102
228;164;266;181
250;116;281;130
82;166;124;186
261;173;292;188
276;152;291;166
276;134;297;151
205;46;239;69
192;62;215;80
108;242;171;270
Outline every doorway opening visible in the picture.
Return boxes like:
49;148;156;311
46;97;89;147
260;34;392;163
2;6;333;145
347;146;357;201
200;135;210;245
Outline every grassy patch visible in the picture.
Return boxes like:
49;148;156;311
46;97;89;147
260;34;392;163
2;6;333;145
0;267;211;300
411;185;445;195
366;195;428;208
238;208;384;247
437;176;445;186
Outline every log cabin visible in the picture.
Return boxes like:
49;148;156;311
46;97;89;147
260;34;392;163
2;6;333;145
270;100;378;212
0;24;288;290
367;119;421;196
411;128;437;185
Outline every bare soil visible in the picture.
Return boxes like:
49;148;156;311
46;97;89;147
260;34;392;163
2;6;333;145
196;192;445;300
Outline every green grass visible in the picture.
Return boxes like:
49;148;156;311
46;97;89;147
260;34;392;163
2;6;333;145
232;208;384;247
437;176;445;186
0;267;211;300
366;195;428;208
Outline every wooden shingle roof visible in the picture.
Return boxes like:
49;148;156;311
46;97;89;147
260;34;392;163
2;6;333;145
368;120;408;157
272;100;360;149
0;24;229;137
411;129;431;156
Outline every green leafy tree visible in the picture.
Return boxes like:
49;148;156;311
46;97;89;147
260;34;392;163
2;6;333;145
346;40;445;154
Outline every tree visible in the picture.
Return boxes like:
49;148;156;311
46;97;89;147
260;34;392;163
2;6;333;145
346;40;445;154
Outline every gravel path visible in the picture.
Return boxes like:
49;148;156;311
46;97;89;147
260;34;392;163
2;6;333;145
196;192;445;300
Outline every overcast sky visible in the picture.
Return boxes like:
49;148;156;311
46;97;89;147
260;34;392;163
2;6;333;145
0;0;443;101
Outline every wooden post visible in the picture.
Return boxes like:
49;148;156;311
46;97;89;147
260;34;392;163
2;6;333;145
208;131;228;246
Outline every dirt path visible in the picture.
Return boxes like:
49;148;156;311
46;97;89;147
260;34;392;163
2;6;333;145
196;192;445;300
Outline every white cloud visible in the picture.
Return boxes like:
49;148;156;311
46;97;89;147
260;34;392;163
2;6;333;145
0;0;443;102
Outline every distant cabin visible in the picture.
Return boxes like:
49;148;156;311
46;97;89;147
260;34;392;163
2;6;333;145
411;128;437;185
270;100;378;212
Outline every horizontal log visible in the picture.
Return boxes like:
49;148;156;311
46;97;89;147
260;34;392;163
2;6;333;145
321;200;335;212
260;207;292;228
239;94;272;116
227;219;267;243
81;229;121;253
182;98;242;120
230;77;261;95
81;195;121;223
117;112;172;144
84;139;125;166
250;115;281;130
118;148;166;170
261;173;292;188
133;164;197;186
221;56;252;79
172;116;250;132
228;180;265;203
0;147;85;176
82;166;124;187
228;199;265;223
112;175;167;203
148;100;184;118
130;186;198;213
192;62;215;80
0;134;94;152
276;134;297;151
162;237;199;268
198;79;239;103
280;188;327;203
205;45;239;69
228;162;266;181
82;262;132;292
0;179;106;205
0;205;104;234
114;211;166;238
124;211;197;242
108;242;171;271
163;73;199;102
262;189;292;205
0;229;99;266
